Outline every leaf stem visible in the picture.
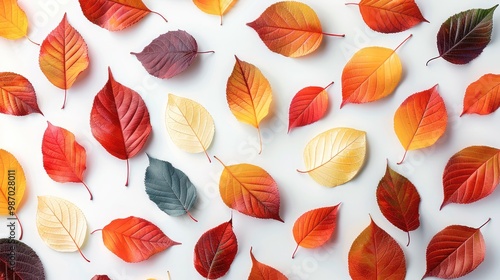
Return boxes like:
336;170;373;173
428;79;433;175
322;32;345;37
406;231;411;246
82;181;93;200
25;36;40;46
90;228;102;234
324;81;335;90
125;159;130;187
213;155;227;168
478;217;492;229
220;15;223;26
167;271;171;280
14;212;23;240
345;3;359;6
397;150;409;165
292;244;299;259
257;125;263;154
151;10;168;23
186;211;198;222
197;50;215;54
77;246;90;262
61;89;67;109
296;168;308;174
426;55;441;66
394;34;412;53
203;149;212;163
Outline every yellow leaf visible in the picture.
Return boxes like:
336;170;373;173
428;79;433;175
36;196;90;262
165;94;215;162
298;127;367;187
0;0;28;40
193;0;237;24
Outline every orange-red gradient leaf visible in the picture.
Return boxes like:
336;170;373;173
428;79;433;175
215;157;282;222
288;82;333;133
423;219;490;279
42;122;92;200
394;85;447;164
249;247;288;280
348;217;406;280
0;72;42;116
194;219;237;279
100;216;180;263
39;13;89;109
376;162;420;246
247;1;343;58
462;73;500;116
441;146;500;209
292;204;340;258
193;0;237;25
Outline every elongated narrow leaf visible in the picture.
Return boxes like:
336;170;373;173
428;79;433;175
462;74;500;116
441;146;500;209
394;85;447;164
78;0;166;31
347;0;428;33
0;0;28;40
193;0;237;24
348;217;406;280
377;162;420;245
288;82;332;132
249;247;287;280
194;219;237;279
98;216;180;263
423;220;490;279
0;72;42;116
90;67;152;186
215;157;282;221
292;204;340;258
0;239;45;279
36;196;89;262
427;5;497;65
145;155;198;219
226;56;272;153
298;127;366;187
165;94;215;162
39;13;89;109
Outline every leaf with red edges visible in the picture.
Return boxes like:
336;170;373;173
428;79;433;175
0;72;42;116
288;82;333;133
249;247;287;280
194;218;237;279
91;276;110;280
462;74;500;116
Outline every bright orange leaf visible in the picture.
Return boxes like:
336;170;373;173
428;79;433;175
249;247;287;280
0;0;28;40
193;0;237;25
394;85;447;164
39;13;89;109
247;1;344;58
462;73;500;116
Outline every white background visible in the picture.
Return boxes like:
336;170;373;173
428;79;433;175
1;0;500;279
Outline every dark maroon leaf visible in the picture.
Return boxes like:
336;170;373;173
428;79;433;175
0;239;45;280
91;276;111;280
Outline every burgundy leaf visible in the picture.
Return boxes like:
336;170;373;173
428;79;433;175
0;239;45;279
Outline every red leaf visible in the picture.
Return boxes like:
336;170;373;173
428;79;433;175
462;73;500;116
288;81;332;133
90;67;152;186
0;72;42;116
91;276;110;280
423;219;490;279
194;218;238;279
376;162;420;246
42;122;93;200
441;146;500;209
249;247;287;280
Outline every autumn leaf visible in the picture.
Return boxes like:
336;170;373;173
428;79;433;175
165;94;215;162
0;149;26;240
346;0;428;33
0;239;45;279
462;74;500;116
0;72;42;116
39;13;89;109
193;0;237;25
78;0;167;31
441;146;500;209
226;56;272;154
348;217;406;280
377;161;420;246
215;156;283;222
249;247;287;280
341;35;411;107
93;216;180;263
194;218;237;279
288;81;333;133
0;0;28;40
292;204;340;258
91;276;110;280
394;85;447;164
423;219;490;279
427;5;497;65
298;127;367;187
90;67;152;186
247;1;344;58
36;196;89;262
144;155;198;221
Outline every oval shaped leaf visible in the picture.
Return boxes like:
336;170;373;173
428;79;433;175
39;13;89;109
462;73;500;116
145;155;197;220
348;217;406;280
0;0;28;40
193;0;237;24
226;56;272;153
441;146;500;209
427;5;498;65
216;157;282;222
36;196;89;262
249;247;287;280
394;85;447;164
292;204;340;258
91;276;110;280
298;127;366;187
288;82;332;133
99;216;180;263
0;239;45;279
165;94;215;162
194;219;237;279
90;67;152;186
0;72;42;116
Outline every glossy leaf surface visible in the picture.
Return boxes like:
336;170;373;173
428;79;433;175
193;0;237;24
462;73;500;116
288;82;332;132
0;72;42;116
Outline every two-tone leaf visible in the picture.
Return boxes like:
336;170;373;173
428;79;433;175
0;239;45;279
193;0;237;25
0;72;42;116
288;82;333;132
462;74;500;116
249;247;287;280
